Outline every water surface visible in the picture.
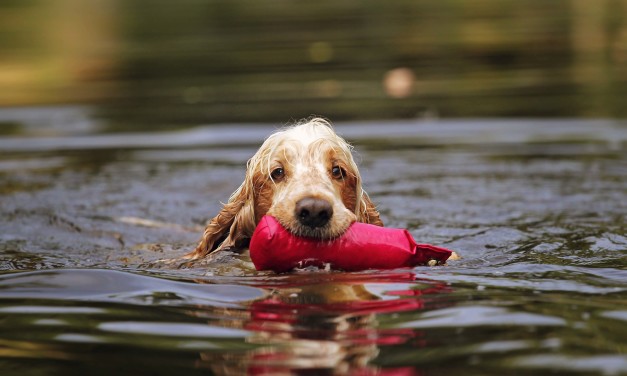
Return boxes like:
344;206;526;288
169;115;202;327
1;117;626;375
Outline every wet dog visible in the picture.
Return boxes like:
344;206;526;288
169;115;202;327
186;118;382;259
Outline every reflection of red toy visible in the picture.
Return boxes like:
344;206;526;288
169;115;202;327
250;216;454;273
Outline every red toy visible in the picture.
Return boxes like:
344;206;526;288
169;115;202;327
250;215;454;273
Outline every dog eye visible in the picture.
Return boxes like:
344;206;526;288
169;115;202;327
271;167;284;180
331;166;345;179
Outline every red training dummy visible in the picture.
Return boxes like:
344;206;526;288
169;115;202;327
250;215;454;273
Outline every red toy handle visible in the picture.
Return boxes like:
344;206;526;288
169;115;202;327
250;216;453;272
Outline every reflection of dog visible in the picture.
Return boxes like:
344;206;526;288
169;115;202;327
195;283;401;375
192;274;450;375
186;118;383;260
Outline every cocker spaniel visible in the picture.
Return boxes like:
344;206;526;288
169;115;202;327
186;118;382;259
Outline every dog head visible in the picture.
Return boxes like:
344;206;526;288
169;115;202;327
187;118;382;259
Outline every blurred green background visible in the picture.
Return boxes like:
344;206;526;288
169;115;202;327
1;0;626;131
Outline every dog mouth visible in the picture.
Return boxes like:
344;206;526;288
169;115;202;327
267;197;356;240
283;221;350;240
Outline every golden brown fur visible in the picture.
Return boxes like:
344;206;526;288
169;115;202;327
186;118;382;259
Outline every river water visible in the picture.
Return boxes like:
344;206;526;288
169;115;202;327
1;113;626;375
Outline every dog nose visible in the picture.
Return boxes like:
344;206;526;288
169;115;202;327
295;197;333;228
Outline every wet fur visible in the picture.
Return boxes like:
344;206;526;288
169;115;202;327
186;118;382;260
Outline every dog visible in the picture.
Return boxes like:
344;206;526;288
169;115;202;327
185;118;383;260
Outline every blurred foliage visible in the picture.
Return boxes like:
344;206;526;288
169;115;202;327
0;0;626;130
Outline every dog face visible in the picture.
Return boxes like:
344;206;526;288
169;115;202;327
187;118;382;259
258;124;360;239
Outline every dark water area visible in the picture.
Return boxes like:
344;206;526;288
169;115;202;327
1;115;626;375
2;1;627;126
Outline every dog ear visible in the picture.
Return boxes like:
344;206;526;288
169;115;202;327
184;181;257;259
220;197;257;251
357;190;384;226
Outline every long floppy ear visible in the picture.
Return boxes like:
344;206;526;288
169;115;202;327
184;178;258;260
338;134;383;227
356;190;383;226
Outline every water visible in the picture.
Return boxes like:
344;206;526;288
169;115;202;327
2;1;627;121
1;114;626;375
